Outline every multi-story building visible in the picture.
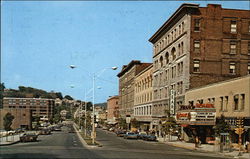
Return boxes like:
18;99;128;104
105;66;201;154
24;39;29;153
181;75;250;143
107;95;119;124
3;97;55;121
117;60;152;121
149;3;250;121
0;108;32;130
134;64;153;131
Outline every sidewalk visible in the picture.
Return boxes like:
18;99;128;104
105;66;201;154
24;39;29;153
0;133;23;146
157;137;250;159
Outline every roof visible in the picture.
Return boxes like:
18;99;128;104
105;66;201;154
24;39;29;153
149;3;199;43
117;60;141;77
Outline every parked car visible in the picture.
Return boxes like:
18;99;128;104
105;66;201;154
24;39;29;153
116;130;126;137
39;129;51;135
102;126;108;130
137;132;147;140
53;126;61;131
143;134;157;141
124;132;138;139
15;128;26;133
20;133;38;142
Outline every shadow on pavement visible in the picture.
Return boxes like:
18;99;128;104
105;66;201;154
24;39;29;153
0;152;60;159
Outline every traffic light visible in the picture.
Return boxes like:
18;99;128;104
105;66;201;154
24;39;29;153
236;118;244;128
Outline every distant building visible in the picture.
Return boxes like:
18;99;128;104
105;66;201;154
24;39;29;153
0;108;32;130
55;98;62;107
117;60;152;121
107;96;119;124
134;64;153;131
2;97;55;121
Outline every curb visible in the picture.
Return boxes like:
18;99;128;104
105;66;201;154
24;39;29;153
165;142;195;150
0;140;20;146
72;123;89;148
72;123;102;148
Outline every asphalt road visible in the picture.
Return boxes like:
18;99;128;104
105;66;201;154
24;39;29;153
0;125;231;159
93;128;230;159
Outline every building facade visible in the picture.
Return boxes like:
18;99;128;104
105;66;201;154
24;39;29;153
183;75;250;143
149;3;250;120
107;95;119;124
117;60;152;120
134;64;153;131
0;108;32;130
3;97;55;121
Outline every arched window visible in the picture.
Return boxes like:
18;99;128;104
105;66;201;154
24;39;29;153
178;44;181;56
171;47;176;61
160;56;163;67
165;52;169;64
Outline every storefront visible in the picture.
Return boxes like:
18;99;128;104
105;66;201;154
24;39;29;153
176;104;216;143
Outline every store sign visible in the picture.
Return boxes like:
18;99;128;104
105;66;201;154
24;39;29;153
170;89;175;115
176;111;216;125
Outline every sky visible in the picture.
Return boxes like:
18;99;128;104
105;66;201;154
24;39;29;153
1;1;249;103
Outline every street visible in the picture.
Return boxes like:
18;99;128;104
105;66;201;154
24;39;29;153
0;125;231;159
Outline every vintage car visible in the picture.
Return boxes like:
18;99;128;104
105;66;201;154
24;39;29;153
39;129;51;135
116;130;126;137
143;134;157;141
124;132;138;139
20;133;38;142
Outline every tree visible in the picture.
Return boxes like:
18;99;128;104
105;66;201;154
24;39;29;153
161;110;177;140
118;117;127;130
3;113;15;131
131;118;140;129
0;83;5;108
64;95;74;100
55;92;63;99
213;115;230;136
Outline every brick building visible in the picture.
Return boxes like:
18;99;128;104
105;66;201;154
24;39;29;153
149;3;250;123
117;60;152;122
2;97;55;121
107;95;119;124
0;108;32;130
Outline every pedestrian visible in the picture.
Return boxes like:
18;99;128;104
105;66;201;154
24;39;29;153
195;136;199;148
245;140;249;153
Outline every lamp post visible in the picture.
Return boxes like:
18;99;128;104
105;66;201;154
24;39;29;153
91;67;117;145
69;64;117;145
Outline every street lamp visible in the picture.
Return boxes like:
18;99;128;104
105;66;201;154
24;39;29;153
91;66;117;145
69;65;118;145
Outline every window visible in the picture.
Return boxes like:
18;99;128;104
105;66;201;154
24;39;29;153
160;56;163;67
194;41;200;52
171;47;176;61
229;62;236;74
240;94;245;110
189;101;194;106
234;95;239;110
174;29;177;39
224;96;228;111
248;22;250;33
182;22;185;32
231;20;237;33
181;42;184;55
194;19;200;31
249;22;250;33
220;97;223;111
248;63;250;74
193;60;200;72
230;41;237;54
248;42;250;55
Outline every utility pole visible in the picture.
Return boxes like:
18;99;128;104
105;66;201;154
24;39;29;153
235;117;245;156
